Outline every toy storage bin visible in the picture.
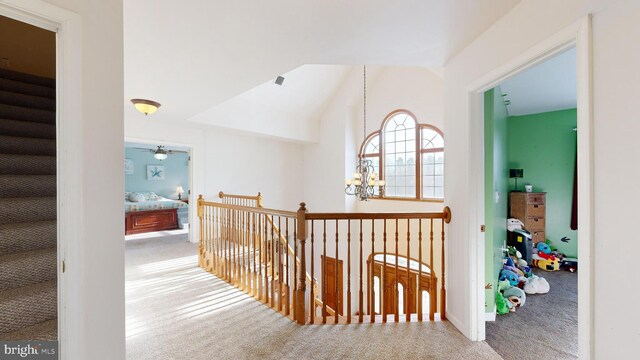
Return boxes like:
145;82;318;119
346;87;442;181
507;228;533;263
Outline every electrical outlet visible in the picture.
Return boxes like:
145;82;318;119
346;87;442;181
0;58;9;68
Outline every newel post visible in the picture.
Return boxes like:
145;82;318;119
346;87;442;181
295;202;307;324
198;195;205;268
257;192;263;208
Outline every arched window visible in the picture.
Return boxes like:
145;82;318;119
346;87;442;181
359;110;444;201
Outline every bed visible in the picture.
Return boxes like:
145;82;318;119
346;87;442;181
125;192;188;235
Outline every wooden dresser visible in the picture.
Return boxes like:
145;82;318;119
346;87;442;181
509;192;546;244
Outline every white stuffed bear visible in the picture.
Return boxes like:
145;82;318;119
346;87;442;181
524;275;550;294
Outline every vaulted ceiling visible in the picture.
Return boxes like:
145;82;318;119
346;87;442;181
124;0;522;137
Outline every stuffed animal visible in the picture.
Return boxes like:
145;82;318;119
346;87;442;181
536;242;551;254
496;291;510;315
499;269;519;286
504;286;527;308
532;257;559;271
524;275;550;294
498;279;511;292
538;252;556;261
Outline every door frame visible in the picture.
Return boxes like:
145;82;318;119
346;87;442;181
124;137;196;242
467;16;593;358
0;1;82;358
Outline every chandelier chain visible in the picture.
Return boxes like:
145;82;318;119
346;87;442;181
363;65;367;142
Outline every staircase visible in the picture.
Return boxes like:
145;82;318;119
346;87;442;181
0;68;57;340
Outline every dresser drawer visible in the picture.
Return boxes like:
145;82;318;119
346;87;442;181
525;217;545;231
527;193;545;205
531;230;545;244
527;204;545;218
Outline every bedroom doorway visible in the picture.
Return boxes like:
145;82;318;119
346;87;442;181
483;46;579;359
123;141;191;242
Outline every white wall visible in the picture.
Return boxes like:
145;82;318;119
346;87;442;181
444;0;639;356
40;0;125;358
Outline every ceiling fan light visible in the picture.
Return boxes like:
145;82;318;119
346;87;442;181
154;153;168;160
131;98;161;115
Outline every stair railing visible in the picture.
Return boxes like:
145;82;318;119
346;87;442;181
198;194;451;325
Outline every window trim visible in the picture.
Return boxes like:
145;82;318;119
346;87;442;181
359;109;444;202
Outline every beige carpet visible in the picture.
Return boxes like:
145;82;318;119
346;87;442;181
126;235;502;360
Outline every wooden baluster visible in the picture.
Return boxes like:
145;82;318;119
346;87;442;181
293;219;298;321
233;209;237;285
358;219;363;323
309;220;315;324
334;219;339;324
285;218;290;316
430;218;435;321
370;220;375;323
382;219;387;323
258;213;263;301
198;196;204;268
271;216;276;308
253;212;258;297
243;211;248;292
406;219;411;322
322;219;327;324
246;211;251;293
264;214;269;304
347;219;351;324
441;217;446;320
418;219;423;322
278;216;283;312
208;207;213;272
295;203;307;325
394;219;399;323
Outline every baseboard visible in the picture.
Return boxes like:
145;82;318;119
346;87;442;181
485;309;496;322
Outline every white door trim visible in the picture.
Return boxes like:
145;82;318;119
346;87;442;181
124;137;198;243
466;16;593;359
0;1;83;359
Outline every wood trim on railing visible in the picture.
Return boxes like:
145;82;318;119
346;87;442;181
306;211;448;220
200;201;296;218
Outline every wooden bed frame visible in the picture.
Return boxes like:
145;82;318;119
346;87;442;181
125;209;178;235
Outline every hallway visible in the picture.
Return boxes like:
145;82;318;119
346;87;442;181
125;235;501;359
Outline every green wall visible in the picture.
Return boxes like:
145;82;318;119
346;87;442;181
508;109;577;257
124;147;189;199
484;87;509;314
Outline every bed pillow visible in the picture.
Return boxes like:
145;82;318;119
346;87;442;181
129;192;146;202
143;192;159;201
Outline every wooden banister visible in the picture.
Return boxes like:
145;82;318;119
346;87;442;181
198;193;451;326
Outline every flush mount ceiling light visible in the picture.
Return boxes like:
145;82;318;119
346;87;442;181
131;98;161;115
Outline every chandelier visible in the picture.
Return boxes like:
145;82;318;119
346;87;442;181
345;65;385;201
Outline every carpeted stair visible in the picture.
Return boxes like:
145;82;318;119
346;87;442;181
0;68;57;341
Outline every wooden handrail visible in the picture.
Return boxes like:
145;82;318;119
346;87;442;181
306;207;452;221
198;193;451;325
219;191;263;204
200;200;296;218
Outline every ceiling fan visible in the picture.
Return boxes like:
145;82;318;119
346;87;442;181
133;145;187;160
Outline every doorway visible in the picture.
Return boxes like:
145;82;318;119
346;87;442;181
483;47;579;359
321;255;343;315
0;14;57;341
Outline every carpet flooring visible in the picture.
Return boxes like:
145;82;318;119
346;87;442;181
126;235;502;360
485;269;578;360
0;68;57;340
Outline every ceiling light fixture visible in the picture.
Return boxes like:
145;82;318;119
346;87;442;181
345;65;385;201
151;145;171;160
131;98;161;115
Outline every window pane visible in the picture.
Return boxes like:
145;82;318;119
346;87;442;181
422;128;444;150
364;135;380;154
383;113;417;198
